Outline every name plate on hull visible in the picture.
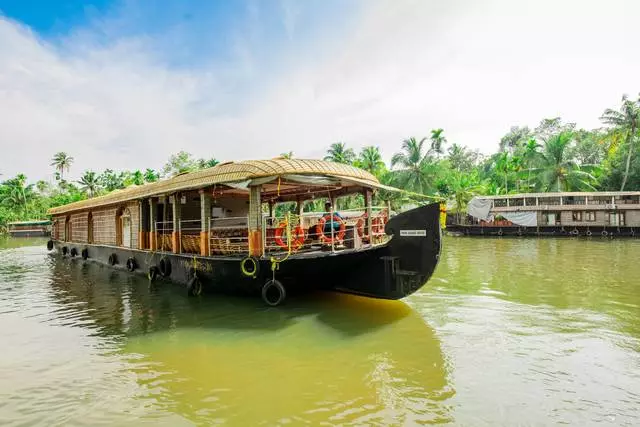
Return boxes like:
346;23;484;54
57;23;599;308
400;229;427;237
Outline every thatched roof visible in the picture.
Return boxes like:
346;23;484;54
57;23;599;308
48;158;383;215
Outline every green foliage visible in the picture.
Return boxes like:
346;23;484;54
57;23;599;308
324;142;356;164
3;93;640;231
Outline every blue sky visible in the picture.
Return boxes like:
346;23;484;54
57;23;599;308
1;0;639;181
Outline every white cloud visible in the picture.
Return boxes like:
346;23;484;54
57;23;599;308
1;0;639;182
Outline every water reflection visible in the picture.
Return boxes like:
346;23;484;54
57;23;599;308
44;258;452;425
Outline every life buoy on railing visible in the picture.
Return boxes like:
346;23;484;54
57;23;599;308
356;216;366;238
601;230;608;237
274;223;305;250
372;216;386;236
497;229;503;236
316;214;346;244
586;230;592;237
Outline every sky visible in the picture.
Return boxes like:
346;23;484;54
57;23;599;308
1;0;639;182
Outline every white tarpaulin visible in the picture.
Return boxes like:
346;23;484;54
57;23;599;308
501;211;538;227
467;197;493;221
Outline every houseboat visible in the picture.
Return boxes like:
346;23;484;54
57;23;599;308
449;192;640;237
46;159;442;305
7;220;51;237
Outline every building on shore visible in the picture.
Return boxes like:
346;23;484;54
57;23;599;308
447;192;640;237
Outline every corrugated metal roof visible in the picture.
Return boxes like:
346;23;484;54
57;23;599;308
48;159;381;215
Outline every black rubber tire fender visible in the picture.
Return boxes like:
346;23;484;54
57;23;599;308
159;258;171;277
61;246;68;256
46;240;54;251
148;266;159;282
261;279;286;306
126;257;137;272
70;247;78;257
108;253;118;266
187;275;202;297
81;248;89;260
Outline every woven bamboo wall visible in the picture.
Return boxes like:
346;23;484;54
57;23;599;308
71;212;89;243
92;208;117;245
53;218;63;240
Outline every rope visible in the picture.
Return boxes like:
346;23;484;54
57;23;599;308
270;212;293;280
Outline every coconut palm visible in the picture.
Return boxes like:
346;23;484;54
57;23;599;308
600;94;640;191
280;151;294;159
324;142;356;164
77;171;101;197
390;137;439;194
535;132;597;192
521;138;543;191
448;171;486;223
357;146;385;176
50;152;74;181
430;128;447;157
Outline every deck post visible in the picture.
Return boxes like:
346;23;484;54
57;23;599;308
199;189;211;256
248;185;263;257
149;198;157;251
172;194;181;254
138;201;146;249
364;189;373;241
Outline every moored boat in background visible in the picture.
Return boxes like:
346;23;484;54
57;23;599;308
448;192;640;238
7;220;51;237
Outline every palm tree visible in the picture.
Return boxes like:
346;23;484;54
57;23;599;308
430;129;447;157
324;142;356;164
50;152;74;181
600;94;640;191
536;132;597;192
521;138;542;191
78;171;101;197
449;171;486;223
280;151;294;159
390;137;438;194
357;146;385;176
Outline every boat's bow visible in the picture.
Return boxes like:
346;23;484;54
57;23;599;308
334;203;442;300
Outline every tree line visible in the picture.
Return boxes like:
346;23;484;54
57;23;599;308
0;93;638;231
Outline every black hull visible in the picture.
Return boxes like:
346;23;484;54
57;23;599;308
447;225;639;238
50;204;442;301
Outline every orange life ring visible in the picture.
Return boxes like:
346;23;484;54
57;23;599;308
316;214;346;243
274;223;305;249
372;216;386;235
356;217;365;238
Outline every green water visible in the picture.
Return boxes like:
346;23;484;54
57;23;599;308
0;237;639;426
